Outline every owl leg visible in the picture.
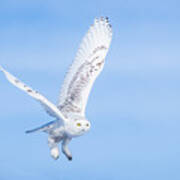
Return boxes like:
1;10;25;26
48;136;61;160
62;137;72;161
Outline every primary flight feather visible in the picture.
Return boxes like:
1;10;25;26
0;17;112;160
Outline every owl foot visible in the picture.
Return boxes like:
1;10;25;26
50;147;60;160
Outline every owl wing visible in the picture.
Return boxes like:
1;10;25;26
0;66;67;124
58;17;112;117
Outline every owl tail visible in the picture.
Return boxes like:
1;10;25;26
25;120;57;134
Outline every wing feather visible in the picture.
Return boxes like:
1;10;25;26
0;66;66;124
58;17;112;117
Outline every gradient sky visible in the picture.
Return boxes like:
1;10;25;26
0;0;180;179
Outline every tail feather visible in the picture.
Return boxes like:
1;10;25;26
25;121;57;134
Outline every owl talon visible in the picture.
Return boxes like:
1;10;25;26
53;155;59;160
68;156;72;161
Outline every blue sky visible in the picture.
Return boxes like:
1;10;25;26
0;0;180;179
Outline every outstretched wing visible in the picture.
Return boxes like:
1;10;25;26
0;66;67;124
58;17;112;117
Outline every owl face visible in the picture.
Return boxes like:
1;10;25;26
66;120;91;137
75;120;91;132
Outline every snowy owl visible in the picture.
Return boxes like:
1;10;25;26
0;17;112;160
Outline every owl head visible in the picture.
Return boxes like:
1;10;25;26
65;118;91;137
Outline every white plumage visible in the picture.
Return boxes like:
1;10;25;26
0;66;67;124
0;17;112;160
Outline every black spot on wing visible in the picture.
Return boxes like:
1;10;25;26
27;89;32;93
14;79;19;83
93;46;107;54
97;62;103;67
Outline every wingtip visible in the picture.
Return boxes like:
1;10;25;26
0;65;3;72
0;65;6;73
25;130;34;134
95;16;110;22
94;16;112;31
25;129;34;134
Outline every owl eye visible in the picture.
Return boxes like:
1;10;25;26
86;123;89;127
76;123;82;127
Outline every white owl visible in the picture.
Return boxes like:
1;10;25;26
0;17;112;160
